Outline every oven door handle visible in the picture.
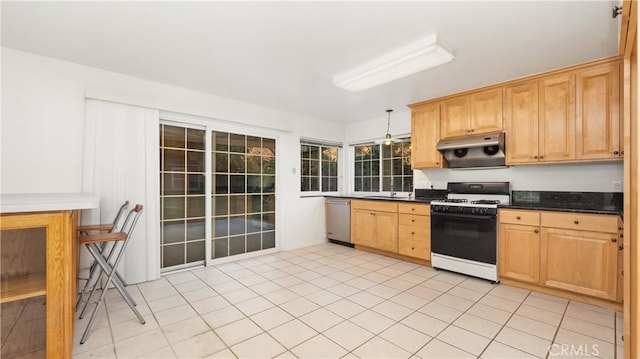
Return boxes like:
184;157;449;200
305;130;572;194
430;211;496;221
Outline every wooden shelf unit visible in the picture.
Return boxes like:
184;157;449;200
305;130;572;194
0;273;46;303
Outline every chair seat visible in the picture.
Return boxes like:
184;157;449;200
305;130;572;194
79;232;127;245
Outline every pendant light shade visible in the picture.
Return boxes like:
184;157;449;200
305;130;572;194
383;109;394;146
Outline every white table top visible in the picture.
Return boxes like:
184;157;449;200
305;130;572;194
0;193;100;213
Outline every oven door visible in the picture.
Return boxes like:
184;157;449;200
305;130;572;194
430;211;497;264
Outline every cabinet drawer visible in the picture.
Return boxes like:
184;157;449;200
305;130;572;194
398;203;430;216
499;209;540;226
399;214;430;227
398;238;430;260
540;211;619;232
351;200;398;213
399;224;429;240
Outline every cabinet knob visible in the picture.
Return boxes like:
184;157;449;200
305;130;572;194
470;129;475;132
534;229;539;233
539;156;544;159
620;245;624;251
613;150;620;155
533;155;538;159
411;219;415;223
516;216;521;220
611;238;617;243
411;247;415;250
436;162;440;165
411;231;415;235
411;208;415;211
574;220;579;225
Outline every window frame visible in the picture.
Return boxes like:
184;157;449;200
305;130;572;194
352;137;412;194
300;139;342;195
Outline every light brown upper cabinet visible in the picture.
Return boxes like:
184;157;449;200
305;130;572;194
441;88;503;139
505;81;539;164
576;62;622;159
410;57;622;166
411;103;442;169
505;73;576;164
538;73;576;162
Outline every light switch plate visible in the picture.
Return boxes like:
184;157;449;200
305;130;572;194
613;181;622;191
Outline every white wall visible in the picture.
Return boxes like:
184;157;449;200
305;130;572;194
1;47;344;254
347;111;624;193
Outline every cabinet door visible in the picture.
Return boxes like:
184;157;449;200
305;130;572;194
374;211;398;252
470;88;503;134
411;104;442;169
351;208;375;248
576;62;622;159
539;74;576;162
540;228;618;301
505;82;539;164
499;223;540;283
441;96;471;138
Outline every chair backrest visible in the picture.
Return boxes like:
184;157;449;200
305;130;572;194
120;204;144;238
109;200;130;232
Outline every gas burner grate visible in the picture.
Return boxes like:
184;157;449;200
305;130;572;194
442;199;468;203
471;200;501;205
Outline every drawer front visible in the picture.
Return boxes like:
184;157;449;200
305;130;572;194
398;203;430;216
351;200;398;213
540;211;619;232
499;209;540;226
399;214;430;227
398;237;430;260
398;224;429;240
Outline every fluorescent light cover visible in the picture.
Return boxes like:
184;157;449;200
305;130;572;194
332;34;454;92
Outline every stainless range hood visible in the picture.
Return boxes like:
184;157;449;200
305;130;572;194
436;132;506;168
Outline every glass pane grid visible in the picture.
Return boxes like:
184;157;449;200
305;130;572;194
301;143;338;192
354;143;411;192
212;130;277;260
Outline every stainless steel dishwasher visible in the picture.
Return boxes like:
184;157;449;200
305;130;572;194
325;198;352;246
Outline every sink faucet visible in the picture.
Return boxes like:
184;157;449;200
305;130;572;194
390;191;397;198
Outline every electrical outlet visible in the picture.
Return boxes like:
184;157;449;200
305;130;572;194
613;181;622;192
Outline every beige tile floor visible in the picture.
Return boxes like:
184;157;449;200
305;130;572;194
73;243;623;359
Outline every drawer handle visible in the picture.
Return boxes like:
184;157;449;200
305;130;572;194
574;220;579;225
612;238;617;243
516;216;521;220
534;229;539;233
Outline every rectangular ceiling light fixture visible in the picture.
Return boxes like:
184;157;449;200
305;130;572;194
332;34;454;92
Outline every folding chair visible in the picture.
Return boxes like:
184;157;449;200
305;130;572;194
76;201;130;309
78;204;146;344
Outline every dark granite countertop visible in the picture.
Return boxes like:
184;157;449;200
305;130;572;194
499;191;623;216
325;189;447;204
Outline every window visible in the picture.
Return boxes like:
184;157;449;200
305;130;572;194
354;141;412;192
300;141;339;192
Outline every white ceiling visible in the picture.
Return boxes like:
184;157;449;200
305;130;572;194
1;1;620;123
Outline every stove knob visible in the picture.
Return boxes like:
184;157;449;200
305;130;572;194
480;208;487;214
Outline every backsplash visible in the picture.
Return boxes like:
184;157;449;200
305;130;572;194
415;161;623;192
512;190;623;213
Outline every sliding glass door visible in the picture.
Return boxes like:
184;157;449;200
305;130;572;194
211;131;276;259
159;124;207;269
160;123;277;271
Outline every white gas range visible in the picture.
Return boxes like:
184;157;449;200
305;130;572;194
430;182;510;282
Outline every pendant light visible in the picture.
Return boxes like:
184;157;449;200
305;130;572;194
383;109;394;146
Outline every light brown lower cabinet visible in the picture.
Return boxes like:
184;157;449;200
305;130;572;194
351;200;398;252
350;200;431;260
499;223;540;283
498;209;622;302
398;203;431;260
540;227;618;301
